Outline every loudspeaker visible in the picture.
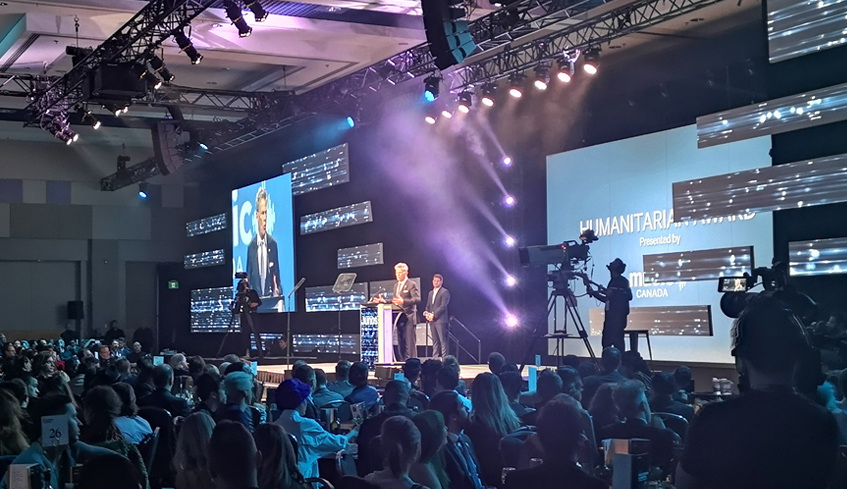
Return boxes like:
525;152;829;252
152;121;190;175
67;300;84;321
422;0;477;70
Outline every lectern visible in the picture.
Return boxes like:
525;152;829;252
359;302;400;368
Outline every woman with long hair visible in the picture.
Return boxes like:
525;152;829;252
588;383;619;430
174;412;216;489
253;423;310;489
112;382;153;444
81;386;150;489
365;416;428;489
466;372;521;487
0;389;29;456
409;411;449;489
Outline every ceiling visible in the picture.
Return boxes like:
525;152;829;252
0;0;761;147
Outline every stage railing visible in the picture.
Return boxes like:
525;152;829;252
448;316;482;364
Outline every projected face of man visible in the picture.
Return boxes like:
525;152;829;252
256;197;268;240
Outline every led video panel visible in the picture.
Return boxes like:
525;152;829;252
292;334;360;355
282;143;350;196
338;243;384;269
672;153;847;221
696;82;847;148
184;249;225;269
186;213;227;237
589;305;713;336
305;283;369;312
642;246;753;283
768;0;847;63
191;286;237;333
789;236;847;277
300;201;373;235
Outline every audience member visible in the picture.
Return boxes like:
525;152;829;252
587;383;618;438
488;352;506;375
253;423;310;489
420;359;443;398
465;372;520;486
3;393;113;489
582;347;626;406
0;378;29;407
169;353;191;377
112;382;153;444
174;412;216;489
292;363;319;419
364;416;426;489
443;356;467;397
429;391;485;489
194;372;223;418
649;372;694;422
577;362;600;381
435;366;471;410
313;368;344;408
504;400;605;489
620;350;653;390
556;366;584;404
358;380;415;476
127;341;145;364
838;369;847;411
410;411;449;489
188;355;206;381
275;378;357;479
80;386;150;488
677;297;839;489
328;360;355;398
0;389;29;456
498;370;532;418
76;453;141;489
133;358;156;399
672;365;693;402
138;364;190;417
403;358;428;411
209;421;260;489
217;371;258;432
114;357;131;381
346;361;379;410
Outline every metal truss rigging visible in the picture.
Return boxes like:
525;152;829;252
25;0;216;126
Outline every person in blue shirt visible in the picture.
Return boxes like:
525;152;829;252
344;361;379;411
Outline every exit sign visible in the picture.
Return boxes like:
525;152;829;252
168;280;179;290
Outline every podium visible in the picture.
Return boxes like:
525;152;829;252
359;303;401;369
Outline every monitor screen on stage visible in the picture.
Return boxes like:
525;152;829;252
232;173;296;312
547;124;773;363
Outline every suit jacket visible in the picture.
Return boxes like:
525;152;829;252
443;433;485;489
138;387;191;418
246;232;281;298
425;286;451;325
394;279;420;319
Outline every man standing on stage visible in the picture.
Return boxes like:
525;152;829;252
232;278;263;359
424;274;451;358
247;187;281;298
588;258;632;350
392;263;420;361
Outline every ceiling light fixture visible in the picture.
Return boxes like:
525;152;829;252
245;0;269;22
225;0;253;37
583;47;600;75
481;84;496;107
424;75;441;102
457;91;472;113
173;31;203;64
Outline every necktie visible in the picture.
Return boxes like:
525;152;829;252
259;239;266;292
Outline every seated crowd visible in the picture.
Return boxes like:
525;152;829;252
0;295;844;489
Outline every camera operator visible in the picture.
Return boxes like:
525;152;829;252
586;258;632;351
232;279;263;359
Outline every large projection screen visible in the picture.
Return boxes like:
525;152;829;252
547;125;773;363
232;174;296;312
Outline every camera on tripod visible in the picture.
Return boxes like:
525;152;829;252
718;261;817;323
232;272;251;314
519;230;598;297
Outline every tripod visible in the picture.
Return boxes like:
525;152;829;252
519;278;595;372
217;298;262;359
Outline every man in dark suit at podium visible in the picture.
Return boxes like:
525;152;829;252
246;187;281;298
392;262;420;361
424;274;451;358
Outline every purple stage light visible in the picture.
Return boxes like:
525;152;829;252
504;195;516;206
505;314;519;328
505;275;517;287
504;235;516;247
502;156;512;166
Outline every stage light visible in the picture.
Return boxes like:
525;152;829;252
505;235;516;247
425;115;437;124
534;65;550;91
508;73;524;98
92;119;101;130
583;48;600;75
441;110;453;119
504;194;516;206
346;116;356;128
481;84;495;107
103;103;127;117
457;91;472;113
502;156;512;166
504;313;519;328
198;142;209;151
505;275;518;287
173;31;204;65
424;76;440;102
225;0;253;37
138;183;148;199
245;0;269;22
557;59;574;83
149;55;175;82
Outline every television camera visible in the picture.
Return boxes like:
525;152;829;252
718;261;817;324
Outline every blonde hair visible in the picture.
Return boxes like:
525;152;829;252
174;412;216;489
381;416;421;478
470;372;521;437
0;390;29;456
394;263;409;272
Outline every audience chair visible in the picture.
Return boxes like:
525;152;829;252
138;406;176;489
137;426;161;473
0;455;16;483
319;399;354;422
499;426;536;470
652;412;690;443
305;477;336;489
289;433;299;463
